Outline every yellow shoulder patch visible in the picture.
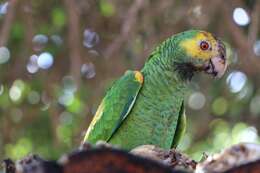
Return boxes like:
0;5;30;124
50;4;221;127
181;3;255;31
134;71;144;84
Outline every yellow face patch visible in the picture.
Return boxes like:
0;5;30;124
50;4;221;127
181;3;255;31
180;31;219;60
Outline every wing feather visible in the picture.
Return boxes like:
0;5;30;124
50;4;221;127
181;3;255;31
83;70;143;144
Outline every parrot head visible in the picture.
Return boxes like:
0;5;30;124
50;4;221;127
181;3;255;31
173;30;227;80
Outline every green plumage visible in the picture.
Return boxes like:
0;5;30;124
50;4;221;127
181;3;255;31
84;71;143;143
84;30;224;150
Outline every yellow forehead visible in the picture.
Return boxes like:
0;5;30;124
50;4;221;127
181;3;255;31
180;32;218;60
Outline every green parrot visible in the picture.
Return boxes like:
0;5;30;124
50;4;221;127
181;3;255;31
83;30;227;150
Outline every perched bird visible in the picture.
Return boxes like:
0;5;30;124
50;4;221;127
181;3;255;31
83;30;227;150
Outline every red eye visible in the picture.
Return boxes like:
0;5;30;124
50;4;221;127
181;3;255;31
200;41;209;50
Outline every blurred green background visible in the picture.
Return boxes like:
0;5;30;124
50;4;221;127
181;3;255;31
0;0;260;161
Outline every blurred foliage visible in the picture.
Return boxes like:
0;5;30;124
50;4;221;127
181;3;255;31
0;0;260;161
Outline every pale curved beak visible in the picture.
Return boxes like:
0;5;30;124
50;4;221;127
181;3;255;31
204;40;227;78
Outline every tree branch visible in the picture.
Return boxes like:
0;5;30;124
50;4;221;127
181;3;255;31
0;0;18;47
104;0;145;59
64;0;82;86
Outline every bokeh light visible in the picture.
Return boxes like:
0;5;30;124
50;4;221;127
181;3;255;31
99;0;115;17
32;34;48;51
9;80;25;102
253;40;260;56
81;63;96;79
212;97;228;116
27;91;41;105
88;50;100;58
37;52;54;69
0;2;8;15
83;29;99;48
50;34;63;46
237;82;253;100
26;54;39;73
233;7;250;26
0;47;10;64
232;123;258;143
58;91;74;106
5;138;32;160
62;76;77;93
188;92;206;110
192;6;202;17
59;76;78;106
188;120;260;160
238;126;258;143
226;71;247;93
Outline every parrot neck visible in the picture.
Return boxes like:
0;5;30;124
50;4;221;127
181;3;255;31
141;52;188;97
143;35;195;81
141;58;188;87
143;50;190;82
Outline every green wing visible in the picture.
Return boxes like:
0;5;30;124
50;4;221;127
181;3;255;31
171;101;186;148
83;70;144;144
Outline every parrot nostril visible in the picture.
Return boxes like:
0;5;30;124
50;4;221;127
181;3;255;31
220;54;225;62
218;47;226;63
